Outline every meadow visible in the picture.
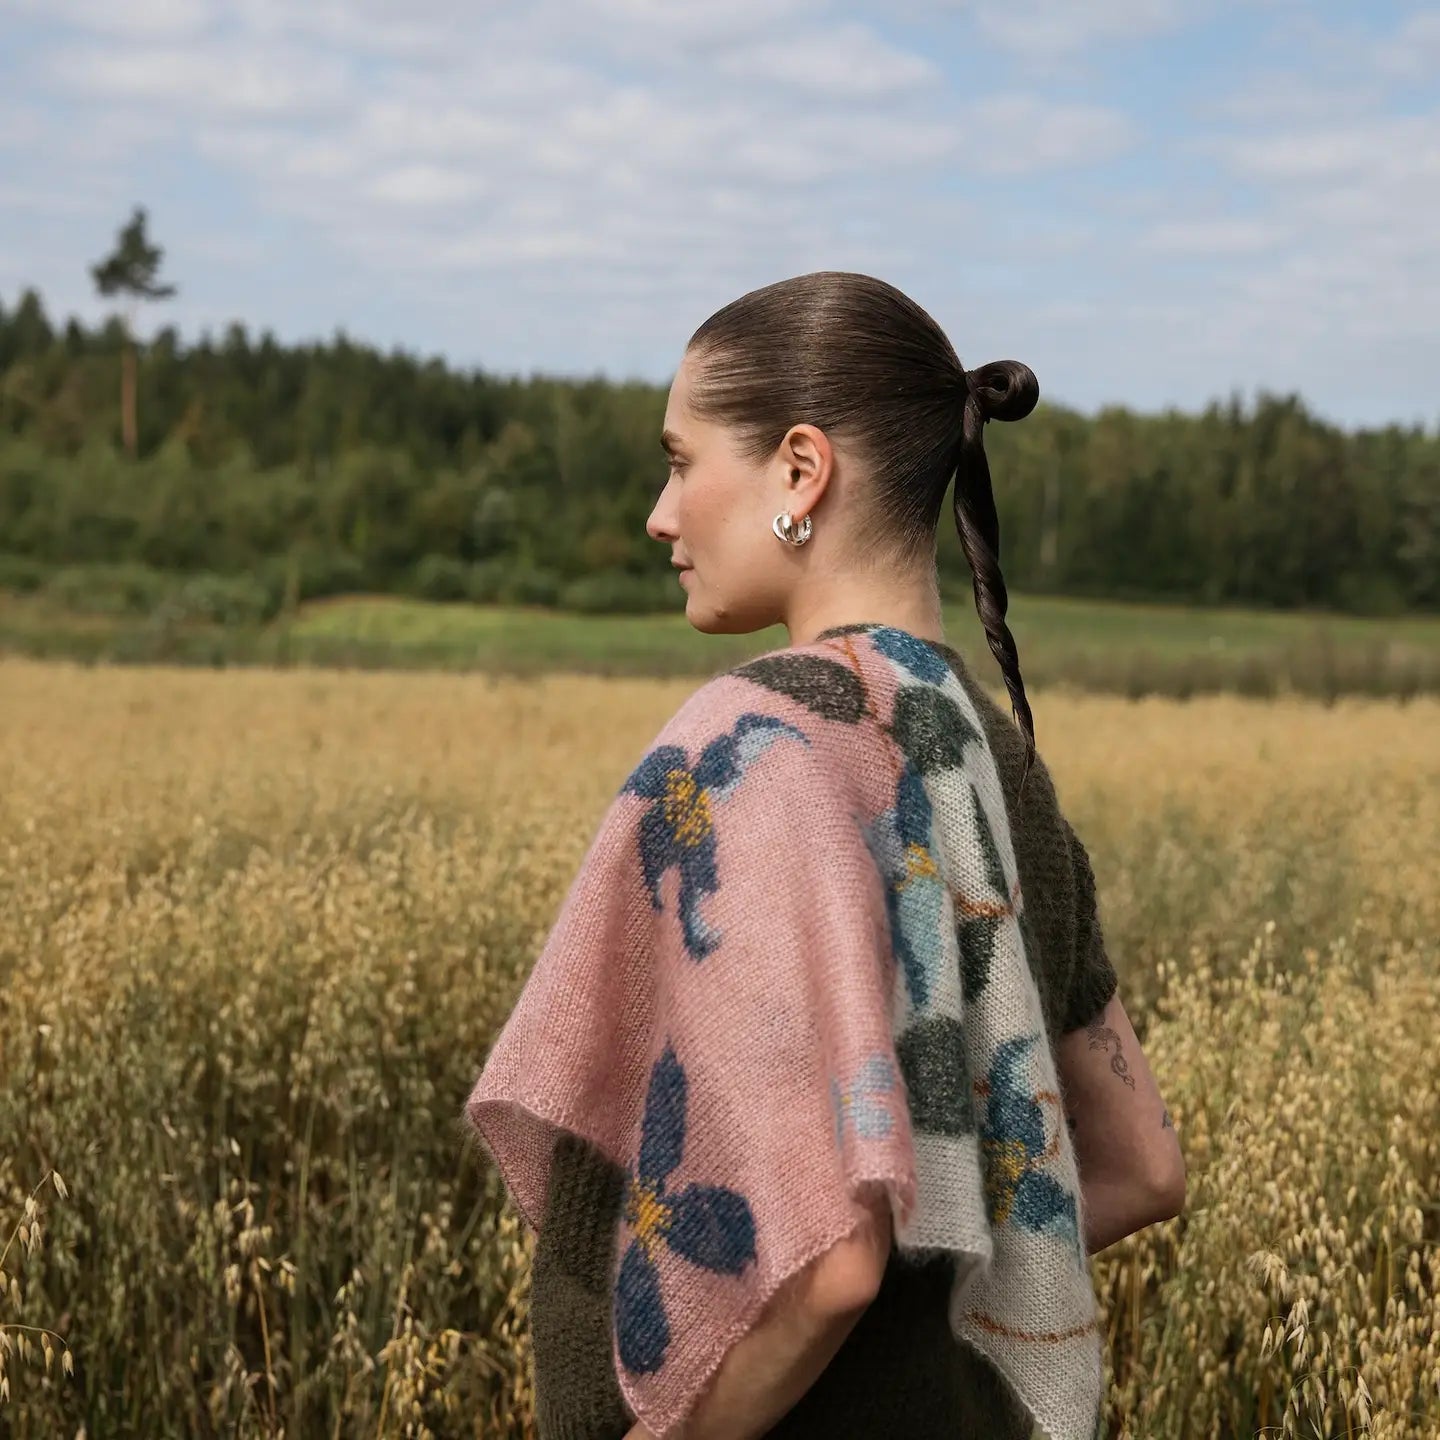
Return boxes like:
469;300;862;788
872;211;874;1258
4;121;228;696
2;586;1439;700
1;651;1437;1437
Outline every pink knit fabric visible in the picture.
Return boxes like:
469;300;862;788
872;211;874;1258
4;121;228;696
467;625;1102;1439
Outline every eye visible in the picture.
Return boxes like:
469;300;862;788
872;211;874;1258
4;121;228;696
667;459;687;476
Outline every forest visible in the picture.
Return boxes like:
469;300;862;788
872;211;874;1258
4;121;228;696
1;284;1436;624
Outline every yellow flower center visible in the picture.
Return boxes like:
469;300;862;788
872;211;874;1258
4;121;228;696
627;1178;672;1260
663;769;713;847
983;1137;1030;1225
896;841;938;891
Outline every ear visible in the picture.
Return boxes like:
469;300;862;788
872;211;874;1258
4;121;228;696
778;423;834;513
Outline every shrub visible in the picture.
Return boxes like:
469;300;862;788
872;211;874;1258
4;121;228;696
290;548;368;601
165;573;279;626
463;560;511;605
41;562;171;616
409;554;471;602
557;570;674;615
1335;571;1409;617
494;562;562;607
0;552;48;593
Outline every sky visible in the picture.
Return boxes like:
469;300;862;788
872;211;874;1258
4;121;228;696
1;0;1437;431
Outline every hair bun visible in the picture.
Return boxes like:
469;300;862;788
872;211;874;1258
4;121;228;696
965;360;1039;423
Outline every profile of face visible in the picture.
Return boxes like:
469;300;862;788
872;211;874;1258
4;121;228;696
646;348;837;636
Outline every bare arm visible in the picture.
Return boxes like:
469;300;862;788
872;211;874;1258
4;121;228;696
622;1189;892;1440
1055;992;1186;1254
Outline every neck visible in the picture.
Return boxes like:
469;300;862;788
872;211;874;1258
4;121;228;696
784;575;947;650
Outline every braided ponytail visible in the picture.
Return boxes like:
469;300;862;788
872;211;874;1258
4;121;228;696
953;359;1041;799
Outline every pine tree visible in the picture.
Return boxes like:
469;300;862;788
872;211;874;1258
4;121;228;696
89;206;177;458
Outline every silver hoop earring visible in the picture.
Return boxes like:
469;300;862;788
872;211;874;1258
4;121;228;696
772;510;813;547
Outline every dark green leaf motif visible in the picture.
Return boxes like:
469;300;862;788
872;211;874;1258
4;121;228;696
896;1014;976;1134
956;782;1011;1002
969;778;1011;899
959;913;1005;1003
889;686;983;774
732;654;867;724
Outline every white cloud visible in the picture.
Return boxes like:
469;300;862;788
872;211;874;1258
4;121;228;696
575;0;823;47
967;0;1185;59
1138;218;1289;255
1212;71;1385;125
245;0;477;57
1221;115;1440;183
0;178;105;215
27;0;1126;296
366;165;487;208
6;0;211;36
53;41;353;116
958;94;1136;173
0;99;51;152
1372;10;1440;78
715;21;941;99
3;0;1437;425
195;128;362;183
1134;9;1440;418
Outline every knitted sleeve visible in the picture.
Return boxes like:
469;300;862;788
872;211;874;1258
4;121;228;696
530;1132;633;1439
1057;816;1119;1033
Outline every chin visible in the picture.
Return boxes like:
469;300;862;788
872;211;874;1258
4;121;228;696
683;592;774;637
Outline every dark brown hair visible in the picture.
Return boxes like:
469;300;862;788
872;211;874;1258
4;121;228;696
684;270;1042;794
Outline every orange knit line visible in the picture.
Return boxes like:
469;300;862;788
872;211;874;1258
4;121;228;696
833;633;906;788
964;1309;1101;1344
1035;1089;1064;1159
952;894;1014;920
821;631;914;795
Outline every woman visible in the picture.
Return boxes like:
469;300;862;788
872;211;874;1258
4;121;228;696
466;271;1186;1440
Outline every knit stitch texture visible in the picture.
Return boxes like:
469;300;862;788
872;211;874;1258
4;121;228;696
466;622;1112;1440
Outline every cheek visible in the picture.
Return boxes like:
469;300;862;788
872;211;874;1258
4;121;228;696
676;481;717;548
680;474;753;554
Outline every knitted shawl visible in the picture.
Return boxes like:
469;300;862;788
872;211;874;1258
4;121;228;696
466;622;1103;1440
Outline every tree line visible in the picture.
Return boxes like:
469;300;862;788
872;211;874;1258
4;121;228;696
1;283;1435;619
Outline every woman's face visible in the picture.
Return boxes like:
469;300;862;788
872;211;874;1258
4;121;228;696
647;349;829;635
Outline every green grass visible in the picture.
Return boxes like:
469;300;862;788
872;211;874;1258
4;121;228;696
3;587;1439;698
290;590;1440;664
281;592;1440;697
287;595;779;671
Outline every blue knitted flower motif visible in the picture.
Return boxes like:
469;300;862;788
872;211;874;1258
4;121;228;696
862;761;948;1010
978;1034;1084;1263
615;1043;759;1375
621;712;810;961
870;624;952;684
831;1053;898;1151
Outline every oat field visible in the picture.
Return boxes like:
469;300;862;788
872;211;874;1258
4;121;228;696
1;655;1436;1438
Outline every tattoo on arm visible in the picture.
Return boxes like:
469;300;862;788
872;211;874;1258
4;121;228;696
1161;1107;1173;1129
1085;1017;1136;1089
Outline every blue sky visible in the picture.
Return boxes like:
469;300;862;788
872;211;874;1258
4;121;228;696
1;0;1436;430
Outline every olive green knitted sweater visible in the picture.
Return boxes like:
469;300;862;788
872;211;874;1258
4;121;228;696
522;637;1117;1440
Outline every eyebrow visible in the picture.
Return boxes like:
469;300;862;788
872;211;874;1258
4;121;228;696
660;429;688;456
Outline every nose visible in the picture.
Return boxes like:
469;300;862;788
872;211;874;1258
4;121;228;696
646;486;679;546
